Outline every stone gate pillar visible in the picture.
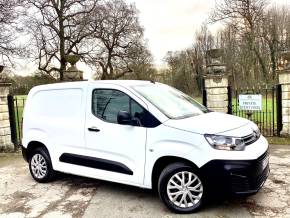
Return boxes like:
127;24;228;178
204;75;229;113
0;82;13;151
277;51;290;136
279;71;290;136
204;48;229;113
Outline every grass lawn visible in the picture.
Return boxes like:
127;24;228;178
194;95;277;124
231;96;280;136
266;137;290;145
12;96;26;144
232;97;277;118
193;96;276;116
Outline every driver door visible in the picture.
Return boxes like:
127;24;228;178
84;84;147;185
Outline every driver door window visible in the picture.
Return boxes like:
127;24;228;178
92;89;161;128
92;89;130;123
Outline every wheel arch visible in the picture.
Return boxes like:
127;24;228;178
24;141;50;162
151;156;199;191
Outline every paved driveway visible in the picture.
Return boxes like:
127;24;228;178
0;145;290;218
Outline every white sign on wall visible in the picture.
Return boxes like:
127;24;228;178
239;94;262;111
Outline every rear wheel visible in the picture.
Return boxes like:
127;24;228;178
158;162;205;213
29;147;55;183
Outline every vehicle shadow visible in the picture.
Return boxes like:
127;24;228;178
55;172;248;215
55;172;156;197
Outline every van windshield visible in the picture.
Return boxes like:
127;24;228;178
132;83;209;119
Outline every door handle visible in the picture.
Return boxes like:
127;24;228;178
88;127;100;132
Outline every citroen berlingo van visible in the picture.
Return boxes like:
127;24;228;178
21;80;269;213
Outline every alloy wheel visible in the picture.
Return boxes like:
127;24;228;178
166;171;203;208
30;153;48;179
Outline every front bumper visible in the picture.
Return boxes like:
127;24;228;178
200;150;270;195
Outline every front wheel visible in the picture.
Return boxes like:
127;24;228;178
158;163;205;213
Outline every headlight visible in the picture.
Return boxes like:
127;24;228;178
249;122;261;138
204;134;245;151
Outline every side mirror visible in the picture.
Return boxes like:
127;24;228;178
117;111;132;125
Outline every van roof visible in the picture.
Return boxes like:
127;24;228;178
31;80;156;91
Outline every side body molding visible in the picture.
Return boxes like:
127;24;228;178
59;153;134;175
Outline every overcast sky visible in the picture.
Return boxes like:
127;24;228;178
126;0;216;67
16;0;290;77
126;0;289;68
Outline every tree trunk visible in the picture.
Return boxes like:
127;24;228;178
268;42;277;81
253;46;268;81
248;34;268;82
101;68;109;80
59;1;65;81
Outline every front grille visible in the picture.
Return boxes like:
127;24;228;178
242;132;260;146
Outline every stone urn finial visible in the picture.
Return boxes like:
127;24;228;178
206;48;226;75
63;55;83;81
207;48;224;60
278;51;290;70
65;55;81;71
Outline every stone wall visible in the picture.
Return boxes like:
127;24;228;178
0;83;13;151
279;71;290;136
204;74;229;113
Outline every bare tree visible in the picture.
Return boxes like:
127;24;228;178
192;24;214;90
0;0;22;65
87;0;144;80
25;0;99;80
261;7;290;80
161;1;290;89
127;43;156;80
165;51;197;95
161;25;215;94
210;0;269;80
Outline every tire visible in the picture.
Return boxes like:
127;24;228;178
158;162;205;213
28;147;55;183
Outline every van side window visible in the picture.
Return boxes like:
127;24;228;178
131;99;161;128
92;89;129;123
92;89;161;127
131;99;144;117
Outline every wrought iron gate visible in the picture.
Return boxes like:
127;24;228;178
7;95;26;147
228;85;282;137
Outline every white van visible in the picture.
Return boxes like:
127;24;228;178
22;80;269;213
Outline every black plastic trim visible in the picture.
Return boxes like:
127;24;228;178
200;150;270;195
59;153;133;175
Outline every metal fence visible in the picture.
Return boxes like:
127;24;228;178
229;85;282;137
